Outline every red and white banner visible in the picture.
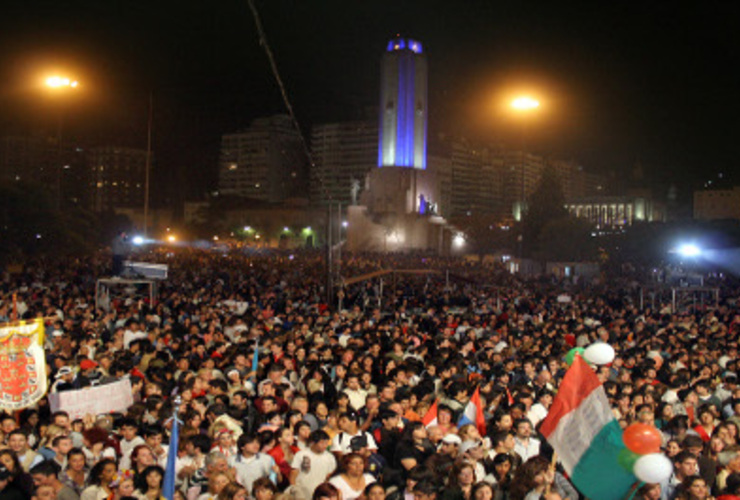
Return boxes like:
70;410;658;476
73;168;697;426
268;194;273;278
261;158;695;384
0;319;47;410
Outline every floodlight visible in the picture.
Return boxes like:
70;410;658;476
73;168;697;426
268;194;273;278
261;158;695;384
677;244;701;258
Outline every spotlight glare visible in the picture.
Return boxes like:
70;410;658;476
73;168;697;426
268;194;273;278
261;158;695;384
677;244;702;257
453;234;465;248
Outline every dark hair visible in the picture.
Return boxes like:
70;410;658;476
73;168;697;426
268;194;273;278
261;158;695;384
407;465;434;484
509;456;550;500
513;418;532;430
364;482;385;497
490;431;513;448
252;477;277;497
135;465;164;493
401;421;425;442
677;475;706;497
412;481;438;497
218;483;247;500
339;452;365;474
312;482;340;500
674;450;698;464
30;460;61;477
89;458;118;486
51;435;71;448
191;435;212;455
67;447;85;465
0;450;21;478
308;430;330;444
237;433;259;449
470;482;494;500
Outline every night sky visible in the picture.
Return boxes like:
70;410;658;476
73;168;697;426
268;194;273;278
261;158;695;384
1;1;739;206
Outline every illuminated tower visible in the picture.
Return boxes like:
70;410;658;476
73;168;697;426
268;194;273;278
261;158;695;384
378;37;427;169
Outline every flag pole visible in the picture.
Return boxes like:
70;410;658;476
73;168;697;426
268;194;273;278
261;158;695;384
163;395;181;500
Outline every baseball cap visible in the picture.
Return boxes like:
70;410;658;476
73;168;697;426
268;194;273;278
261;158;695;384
55;366;73;379
79;359;98;371
460;439;483;455
440;434;462;446
350;435;368;451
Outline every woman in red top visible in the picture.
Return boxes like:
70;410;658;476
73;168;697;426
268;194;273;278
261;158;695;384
268;427;298;489
693;407;717;442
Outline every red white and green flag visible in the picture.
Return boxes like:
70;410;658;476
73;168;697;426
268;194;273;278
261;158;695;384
540;356;636;500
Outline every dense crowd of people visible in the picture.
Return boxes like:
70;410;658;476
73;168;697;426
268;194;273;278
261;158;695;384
0;248;739;500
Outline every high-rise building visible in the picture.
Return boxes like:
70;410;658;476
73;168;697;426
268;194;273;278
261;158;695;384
88;146;147;212
499;149;546;221
428;138;503;218
310;120;377;206
694;187;740;221
0;135;88;208
218;115;306;203
378;38;427;169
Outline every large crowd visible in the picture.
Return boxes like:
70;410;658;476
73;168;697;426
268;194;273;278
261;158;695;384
0;248;740;500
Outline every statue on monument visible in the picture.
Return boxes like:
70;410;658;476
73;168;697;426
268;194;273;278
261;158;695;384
350;178;361;205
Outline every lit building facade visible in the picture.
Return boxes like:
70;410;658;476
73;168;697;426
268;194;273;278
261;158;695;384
218;115;306;203
379;38;427;169
310;120;377;206
88;146;147;212
566;196;666;229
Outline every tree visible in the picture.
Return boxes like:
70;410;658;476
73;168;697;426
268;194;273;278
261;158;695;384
537;217;597;262
0;181;98;264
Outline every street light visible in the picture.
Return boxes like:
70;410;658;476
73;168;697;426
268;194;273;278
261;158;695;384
44;75;79;210
511;96;540;111
45;76;79;89
510;95;540;261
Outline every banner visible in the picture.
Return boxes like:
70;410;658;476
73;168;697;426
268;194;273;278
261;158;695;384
48;379;134;419
0;319;47;410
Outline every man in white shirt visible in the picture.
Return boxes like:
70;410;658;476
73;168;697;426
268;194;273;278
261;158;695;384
123;320;147;349
343;374;368;411
331;411;378;457
8;431;43;472
229;433;277;493
118;418;146;470
512;419;540;462
291;430;337;500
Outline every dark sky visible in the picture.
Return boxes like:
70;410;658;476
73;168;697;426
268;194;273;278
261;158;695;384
1;1;739;204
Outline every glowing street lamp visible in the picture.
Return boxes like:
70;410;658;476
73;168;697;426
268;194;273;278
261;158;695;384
45;76;79;89
511;96;540;111
43;75;80;210
509;95;541;260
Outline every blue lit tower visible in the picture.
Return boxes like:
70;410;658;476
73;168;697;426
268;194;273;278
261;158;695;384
378;37;427;169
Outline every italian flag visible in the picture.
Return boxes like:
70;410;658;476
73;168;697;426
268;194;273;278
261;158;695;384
540;356;636;500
